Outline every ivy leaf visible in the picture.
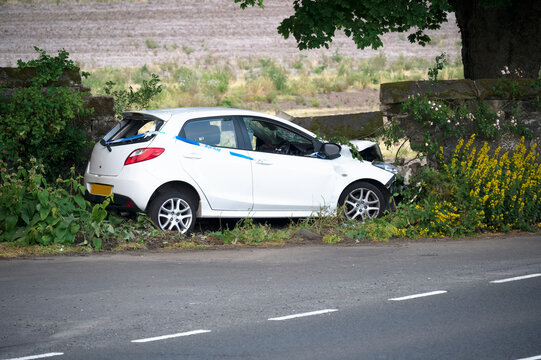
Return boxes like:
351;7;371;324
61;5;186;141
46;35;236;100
70;222;81;235
21;212;30;225
41;234;52;246
5;215;18;231
92;237;102;251
91;204;108;223
37;189;49;206
39;204;51;221
54;222;69;243
73;194;86;209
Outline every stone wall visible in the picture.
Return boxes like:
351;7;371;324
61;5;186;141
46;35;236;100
276;110;383;139
0;67;117;140
380;79;541;162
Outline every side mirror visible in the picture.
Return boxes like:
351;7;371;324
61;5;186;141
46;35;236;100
320;143;341;159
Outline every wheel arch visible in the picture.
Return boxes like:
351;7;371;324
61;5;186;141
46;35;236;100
339;178;389;201
147;181;201;213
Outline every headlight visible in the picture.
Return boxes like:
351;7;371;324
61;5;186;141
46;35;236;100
372;161;398;174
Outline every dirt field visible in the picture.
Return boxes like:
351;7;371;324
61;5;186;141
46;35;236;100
0;1;461;113
0;0;460;69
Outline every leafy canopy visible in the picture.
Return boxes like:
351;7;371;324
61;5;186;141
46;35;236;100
235;0;451;50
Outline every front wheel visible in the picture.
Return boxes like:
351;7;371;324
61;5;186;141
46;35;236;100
338;181;388;222
148;190;196;234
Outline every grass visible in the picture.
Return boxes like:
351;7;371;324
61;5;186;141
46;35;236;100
82;54;464;112
0;211;400;258
0;242;93;257
145;39;159;49
3;204;539;258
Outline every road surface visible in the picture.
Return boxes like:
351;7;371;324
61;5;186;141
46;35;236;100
1;234;540;359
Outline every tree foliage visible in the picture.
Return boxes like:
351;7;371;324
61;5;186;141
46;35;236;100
235;0;541;79
236;0;451;51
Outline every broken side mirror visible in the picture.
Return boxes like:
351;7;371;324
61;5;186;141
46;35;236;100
321;143;341;159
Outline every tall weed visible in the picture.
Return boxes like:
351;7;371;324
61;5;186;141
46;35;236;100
396;136;541;237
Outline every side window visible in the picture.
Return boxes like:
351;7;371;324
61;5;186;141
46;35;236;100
180;117;238;148
241;117;315;156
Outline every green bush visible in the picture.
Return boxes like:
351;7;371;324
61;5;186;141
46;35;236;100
104;73;163;118
174;66;198;92
0;47;91;179
259;58;288;91
200;67;233;104
0;160;109;247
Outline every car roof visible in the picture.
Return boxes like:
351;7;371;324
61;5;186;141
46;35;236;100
123;107;318;138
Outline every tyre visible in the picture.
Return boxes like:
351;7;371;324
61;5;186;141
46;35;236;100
338;181;388;221
148;190;197;234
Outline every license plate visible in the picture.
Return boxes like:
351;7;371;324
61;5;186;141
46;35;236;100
90;183;112;196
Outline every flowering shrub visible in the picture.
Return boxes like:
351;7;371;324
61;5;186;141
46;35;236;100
448;135;540;231
396;135;541;237
380;56;539;160
397;94;530;155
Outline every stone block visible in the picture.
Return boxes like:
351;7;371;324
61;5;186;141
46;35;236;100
380;81;419;104
0;67;82;87
278;111;383;139
475;79;541;100
84;95;115;117
416;79;477;100
380;103;404;117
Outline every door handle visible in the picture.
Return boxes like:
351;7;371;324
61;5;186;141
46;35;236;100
184;153;202;159
256;159;273;165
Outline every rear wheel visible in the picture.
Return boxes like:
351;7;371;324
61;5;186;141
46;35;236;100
338;181;387;222
148;190;196;234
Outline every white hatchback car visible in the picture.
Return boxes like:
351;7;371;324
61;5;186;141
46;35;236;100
84;108;396;233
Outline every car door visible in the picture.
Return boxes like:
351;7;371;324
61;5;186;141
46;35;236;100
239;116;337;212
176;116;253;211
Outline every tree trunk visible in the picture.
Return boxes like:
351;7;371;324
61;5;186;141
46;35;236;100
450;0;541;79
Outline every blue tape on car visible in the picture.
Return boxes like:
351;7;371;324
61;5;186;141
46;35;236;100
305;152;326;159
203;144;221;152
229;151;254;160
105;131;164;145
175;136;200;146
176;137;222;152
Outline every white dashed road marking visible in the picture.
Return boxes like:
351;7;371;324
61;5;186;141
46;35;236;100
2;353;64;360
515;355;541;360
388;290;448;301
268;309;338;321
490;273;541;284
6;271;540;357
131;330;211;343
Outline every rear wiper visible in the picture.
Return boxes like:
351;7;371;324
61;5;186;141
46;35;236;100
100;138;112;152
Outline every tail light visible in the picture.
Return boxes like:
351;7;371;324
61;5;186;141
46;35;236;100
125;148;165;165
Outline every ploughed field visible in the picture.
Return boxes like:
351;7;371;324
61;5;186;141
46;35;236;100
0;0;460;69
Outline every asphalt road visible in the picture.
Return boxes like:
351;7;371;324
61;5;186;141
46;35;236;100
1;234;540;359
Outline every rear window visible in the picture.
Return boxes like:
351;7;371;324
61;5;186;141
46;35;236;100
101;118;164;147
